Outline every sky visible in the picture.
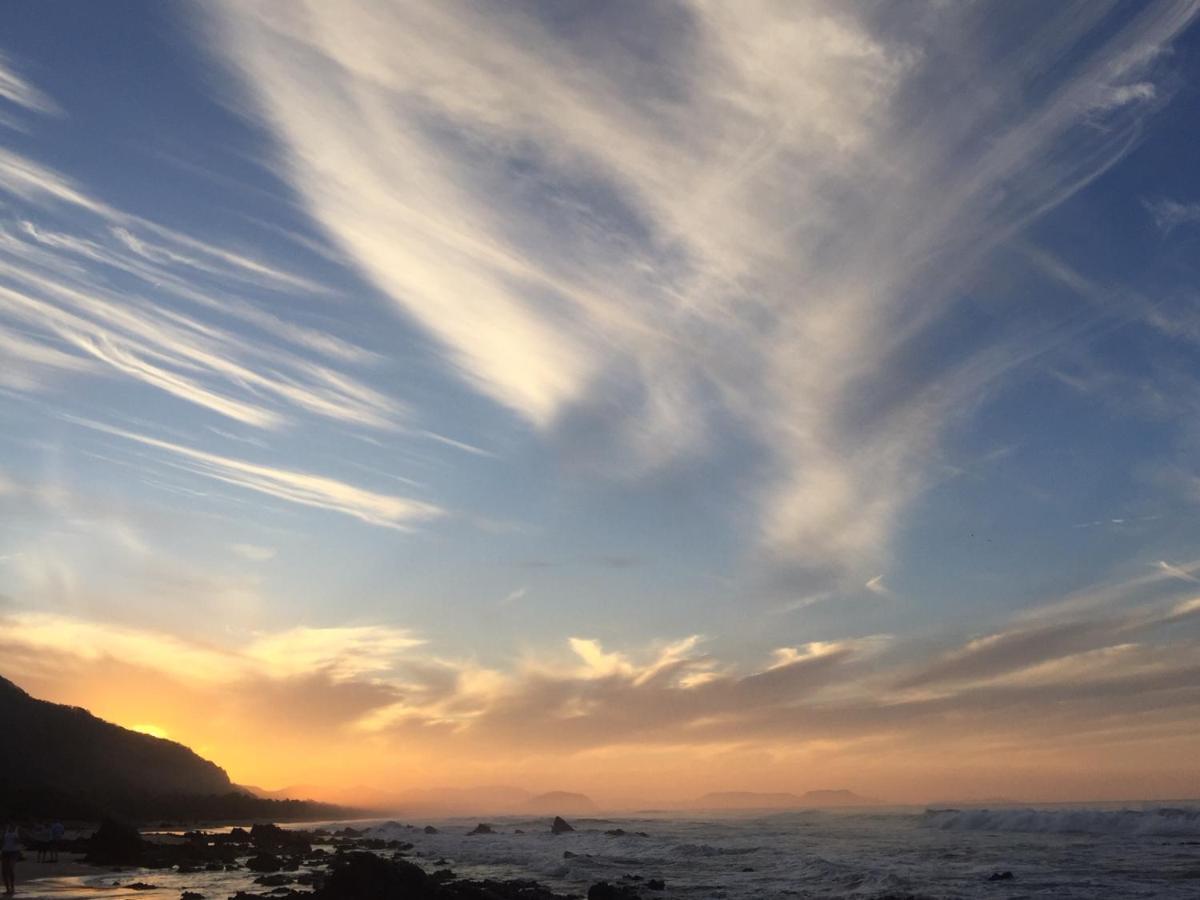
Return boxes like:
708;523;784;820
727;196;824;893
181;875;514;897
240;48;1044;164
2;0;1200;808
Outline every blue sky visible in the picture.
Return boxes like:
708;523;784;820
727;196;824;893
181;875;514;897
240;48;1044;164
2;1;1200;803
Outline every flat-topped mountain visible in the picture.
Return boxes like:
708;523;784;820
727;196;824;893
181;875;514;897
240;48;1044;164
695;789;877;809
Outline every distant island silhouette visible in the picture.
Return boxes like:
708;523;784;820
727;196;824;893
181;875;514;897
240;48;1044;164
694;790;878;809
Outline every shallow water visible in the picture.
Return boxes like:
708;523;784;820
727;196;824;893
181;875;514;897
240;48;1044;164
20;806;1200;900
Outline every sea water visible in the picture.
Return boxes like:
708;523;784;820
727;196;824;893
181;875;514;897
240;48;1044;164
21;806;1200;900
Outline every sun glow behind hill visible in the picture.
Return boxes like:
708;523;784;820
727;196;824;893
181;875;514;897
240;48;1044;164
130;724;171;740
2;0;1200;809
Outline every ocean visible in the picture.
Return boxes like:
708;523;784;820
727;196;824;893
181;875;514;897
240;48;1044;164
22;805;1200;899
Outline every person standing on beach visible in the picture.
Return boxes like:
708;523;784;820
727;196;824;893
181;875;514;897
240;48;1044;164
49;822;63;863
1;823;19;896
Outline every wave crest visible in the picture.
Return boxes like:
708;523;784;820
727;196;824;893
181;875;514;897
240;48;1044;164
921;807;1200;836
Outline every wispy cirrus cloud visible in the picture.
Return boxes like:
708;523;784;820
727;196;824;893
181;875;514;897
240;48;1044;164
0;53;61;123
1145;196;1200;233
67;417;443;529
0;145;404;431
210;0;1200;576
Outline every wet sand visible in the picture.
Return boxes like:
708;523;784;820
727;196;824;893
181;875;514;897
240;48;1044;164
12;854;134;898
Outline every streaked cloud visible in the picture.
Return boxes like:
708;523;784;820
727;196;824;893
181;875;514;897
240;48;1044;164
70;418;443;529
0;53;60;118
231;542;276;562
209;0;1199;574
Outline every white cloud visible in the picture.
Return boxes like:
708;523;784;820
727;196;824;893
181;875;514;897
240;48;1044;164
1145;197;1200;233
0;190;402;430
209;0;1200;575
0;53;61;117
231;543;277;562
71;417;443;529
865;575;892;596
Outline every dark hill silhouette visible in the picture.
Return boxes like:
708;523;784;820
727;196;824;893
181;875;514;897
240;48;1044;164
0;675;349;822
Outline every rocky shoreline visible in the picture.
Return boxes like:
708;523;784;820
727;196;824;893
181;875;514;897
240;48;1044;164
58;818;656;900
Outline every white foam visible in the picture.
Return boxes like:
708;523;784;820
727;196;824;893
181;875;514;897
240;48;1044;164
921;806;1200;836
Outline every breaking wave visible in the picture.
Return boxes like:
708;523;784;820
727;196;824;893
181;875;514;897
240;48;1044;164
921;806;1200;836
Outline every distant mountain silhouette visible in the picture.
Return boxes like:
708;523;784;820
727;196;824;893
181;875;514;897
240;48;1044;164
524;791;598;814
694;789;877;809
0;675;348;821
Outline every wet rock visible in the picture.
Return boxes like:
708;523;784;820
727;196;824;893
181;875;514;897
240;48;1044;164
250;824;311;854
127;883;158;891
550;817;574;835
467;823;495;836
253;874;293;887
423;826;439;835
588;883;641;900
604;829;626;837
987;871;1015;882
245;853;282;873
86;820;145;865
319;850;427;899
645;880;665;891
181;893;204;900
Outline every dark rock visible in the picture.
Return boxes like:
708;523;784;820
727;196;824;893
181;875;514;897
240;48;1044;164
550;817;574;834
86;819;145;865
467;823;495;835
588;883;641;900
253;874;293;886
250;824;311;854
127;883;158;891
320;850;427;899
423;826;438;835
988;871;1014;881
181;893;204;900
246;853;282;873
440;879;567;900
604;829;626;837
514;829;524;834
645;880;665;891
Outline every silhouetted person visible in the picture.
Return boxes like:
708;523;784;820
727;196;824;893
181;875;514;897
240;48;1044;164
49;823;63;863
33;827;47;865
1;823;19;896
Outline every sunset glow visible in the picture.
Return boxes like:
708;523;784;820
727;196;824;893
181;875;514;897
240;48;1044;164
3;1;1200;812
